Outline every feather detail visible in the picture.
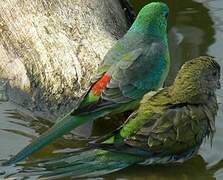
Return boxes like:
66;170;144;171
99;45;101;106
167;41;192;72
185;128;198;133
91;73;111;96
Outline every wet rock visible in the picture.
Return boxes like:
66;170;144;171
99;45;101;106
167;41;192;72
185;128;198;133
0;0;128;119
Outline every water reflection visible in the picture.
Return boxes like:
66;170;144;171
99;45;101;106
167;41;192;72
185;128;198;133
105;156;215;180
0;0;223;179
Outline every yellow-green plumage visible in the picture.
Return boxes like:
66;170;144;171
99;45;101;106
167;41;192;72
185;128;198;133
10;56;220;179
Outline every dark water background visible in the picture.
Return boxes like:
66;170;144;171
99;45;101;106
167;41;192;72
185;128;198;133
0;0;223;179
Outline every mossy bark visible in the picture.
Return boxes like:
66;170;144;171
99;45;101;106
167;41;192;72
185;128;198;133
0;0;128;118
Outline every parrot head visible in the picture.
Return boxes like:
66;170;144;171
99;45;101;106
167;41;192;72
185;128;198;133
171;56;221;103
129;2;169;37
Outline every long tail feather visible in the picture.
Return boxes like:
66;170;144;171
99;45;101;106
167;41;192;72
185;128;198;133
3;113;100;166
8;149;141;179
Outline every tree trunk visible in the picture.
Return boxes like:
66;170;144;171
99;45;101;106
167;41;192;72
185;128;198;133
0;0;128;119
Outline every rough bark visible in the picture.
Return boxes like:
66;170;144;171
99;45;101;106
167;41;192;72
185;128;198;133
0;0;128;119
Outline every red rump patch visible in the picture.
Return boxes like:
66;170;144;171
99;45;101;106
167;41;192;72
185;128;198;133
91;73;111;96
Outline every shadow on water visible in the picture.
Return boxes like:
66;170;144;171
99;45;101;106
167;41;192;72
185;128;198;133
1;0;223;179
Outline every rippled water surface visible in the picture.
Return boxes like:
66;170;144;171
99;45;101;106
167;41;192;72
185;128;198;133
1;0;223;179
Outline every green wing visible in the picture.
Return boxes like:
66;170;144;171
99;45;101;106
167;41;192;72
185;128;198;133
93;91;217;156
75;38;167;114
74;48;144;113
124;98;217;155
102;40;167;103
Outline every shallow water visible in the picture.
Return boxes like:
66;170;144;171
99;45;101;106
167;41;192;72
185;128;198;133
1;0;223;179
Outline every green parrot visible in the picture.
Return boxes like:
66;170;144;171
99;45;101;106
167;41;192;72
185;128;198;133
3;2;170;165
17;56;219;179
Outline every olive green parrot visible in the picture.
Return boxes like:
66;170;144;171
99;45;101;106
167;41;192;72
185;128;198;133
11;56;220;179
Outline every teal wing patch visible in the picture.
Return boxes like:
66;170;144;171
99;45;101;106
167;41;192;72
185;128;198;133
102;41;167;103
